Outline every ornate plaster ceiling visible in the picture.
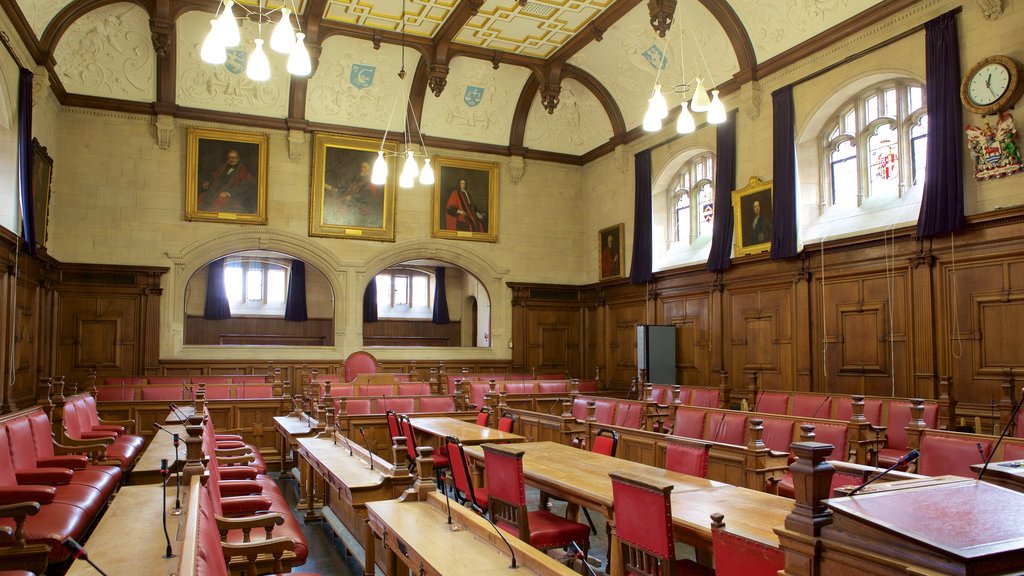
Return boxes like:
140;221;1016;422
9;0;887;162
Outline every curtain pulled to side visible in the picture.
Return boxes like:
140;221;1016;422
917;11;964;237
707;109;737;272
432;267;450;324
363;277;378;323
770;85;798;260
203;258;231;320
284;259;308;321
629;150;653;284
18;67;34;255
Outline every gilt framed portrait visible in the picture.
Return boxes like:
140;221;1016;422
732;176;773;257
31;138;53;249
310;134;396;241
599;223;624;281
432;157;499;242
185;127;268;224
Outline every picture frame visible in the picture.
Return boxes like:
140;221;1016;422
599;223;625;281
185;127;268;224
732;176;773;257
31;138;53;249
432;156;499;242
309;133;396;241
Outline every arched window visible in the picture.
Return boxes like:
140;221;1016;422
820;82;926;211
669;153;715;244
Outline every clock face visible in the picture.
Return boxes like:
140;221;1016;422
968;62;1011;106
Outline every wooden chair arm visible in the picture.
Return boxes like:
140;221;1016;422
215;446;253;456
215;512;286;544
98;416;136;430
0;502;42;520
222;538;298;575
53;439;110;454
61;435;113;448
216;427;245;436
221;537;294;556
217;455;256;466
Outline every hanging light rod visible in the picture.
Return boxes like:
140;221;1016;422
200;0;312;81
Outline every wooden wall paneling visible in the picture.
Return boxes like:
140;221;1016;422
793;258;814;392
661;291;712;388
727;280;796;394
909;248;938;404
0;259;10;413
607;301;644;389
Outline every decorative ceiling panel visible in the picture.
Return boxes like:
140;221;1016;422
235;0;308;13
175;10;290;118
420;56;529;146
322;0;458;37
523;77;613;155
454;0;615;58
16;0;74;38
52;3;154;102
569;0;737;131
306;36;414;131
730;0;884;61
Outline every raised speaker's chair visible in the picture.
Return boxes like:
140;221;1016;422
609;471;711;576
483;444;590;570
343;351;380;383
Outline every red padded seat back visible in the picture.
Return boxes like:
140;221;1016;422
95;386;131;401
104;377;143;386
331;386;354;397
755;391;788;414
504;382;532;394
62;400;85;438
385;411;401;441
672;408;706;439
377;398;414;414
690;388;719;408
610;474;673;558
885;401;913;450
918;435;991;477
705;412;746;445
760;418;794;453
650;385;672;405
196;376;233;385
344;351;379;382
446;436;483;508
337;399;371;415
592;399;616;425
665;441;710;478
591;430;618;457
28;411;56;458
538;381;567;394
922;403;939;428
361;385;393;397
147;376;188;386
82;396;102;426
196;485;229;576
417;396;455;413
5;418;38;469
791;395;832;418
676;387;692;405
836;397;884;424
400;417;419;462
470;384;489;408
497;415;515;433
72;398;95;435
712;522;784;576
238;385;274;398
141;386;185;401
613;402;643;429
233;376;267;385
1004;443;1024;460
809;422;849;459
483;446;527;507
201;386;232;400
571;397;589;421
576;380;598;393
398;383;430;395
476;409;491;427
0;427;20;485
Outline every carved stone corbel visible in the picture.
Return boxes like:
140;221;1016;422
287;129;307;161
541;82;561;113
508;156;525;184
647;0;677;37
153;115;174;150
976;0;1003;20
427;64;449;97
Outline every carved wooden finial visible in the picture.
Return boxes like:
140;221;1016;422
710;512;725;529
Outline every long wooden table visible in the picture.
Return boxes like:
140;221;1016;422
463;441;794;575
132;424;186;485
67;485;185;576
273;414;316;478
366;491;579;576
410;416;525;445
973;459;1024;492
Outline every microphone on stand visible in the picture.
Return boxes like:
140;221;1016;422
570;541;598;576
711;411;729;442
357;427;373;470
168;403;189;422
64;538;110;576
442;470;453;526
469;502;518;568
810;396;833;418
847;450;919;496
153;423;183;514
753;384;765;413
159;459;174;558
978;385;1024;481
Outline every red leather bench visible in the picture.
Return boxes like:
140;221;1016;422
59;396;142;474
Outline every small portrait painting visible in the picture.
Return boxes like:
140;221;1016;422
432;157;499;242
599;223;625;280
310;134;395;241
185;127;268;224
31;139;53;248
732;176;773;256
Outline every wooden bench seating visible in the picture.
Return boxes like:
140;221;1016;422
911;428;1024;478
333;395;459;416
96;381;278;402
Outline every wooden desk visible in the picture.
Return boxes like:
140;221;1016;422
166;405;194;424
273;414;316;479
973;460;1024;492
410;417;525;445
132;424;186;485
67;485;185;576
669;484;792;549
366;491;579;576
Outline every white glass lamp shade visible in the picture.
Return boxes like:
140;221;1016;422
419;158;435;185
287;33;312;76
201;20;227;64
651;85;669;119
399;151;417;188
216;0;241;47
707;90;726;124
371;151;388;185
270;8;295;53
676;101;696;134
642;99;663;132
690;77;711;112
246;39;271;81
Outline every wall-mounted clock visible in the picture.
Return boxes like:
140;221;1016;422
961;55;1024;116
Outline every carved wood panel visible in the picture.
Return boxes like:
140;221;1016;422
523;307;581;377
727;284;794;391
662;292;712;387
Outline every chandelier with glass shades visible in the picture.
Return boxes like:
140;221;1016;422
370;0;434;189
643;16;726;134
200;0;312;81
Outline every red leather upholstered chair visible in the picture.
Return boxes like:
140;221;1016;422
377;398;414;414
398;383;431;395
497;414;516;434
483;444;589;562
650;386;672;405
445;436;487;511
237;384;274;399
416;396;454;413
591;428;618;458
571;398;589;421
676;388;692;405
791;394;832;418
399;415;449;483
917;434;991;477
689;388;719;408
710;513;783;576
609;471;711;576
703;412;746;445
760;418;795;454
754;391;788;414
670;408;706;439
538;381;567;394
614;403;643;429
592;400;617;425
665;440;711;478
878;401;938;467
475;408;491;427
385;411;402;444
775;423;849;498
344;351;380;383
470;384;490;409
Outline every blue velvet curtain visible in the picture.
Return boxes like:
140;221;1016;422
707;109;737;272
18;68;34;255
629;150;653;284
771;85;798;259
432;266;450;324
917;11;964;237
284;259;307;321
363;277;378;323
203;258;231;320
